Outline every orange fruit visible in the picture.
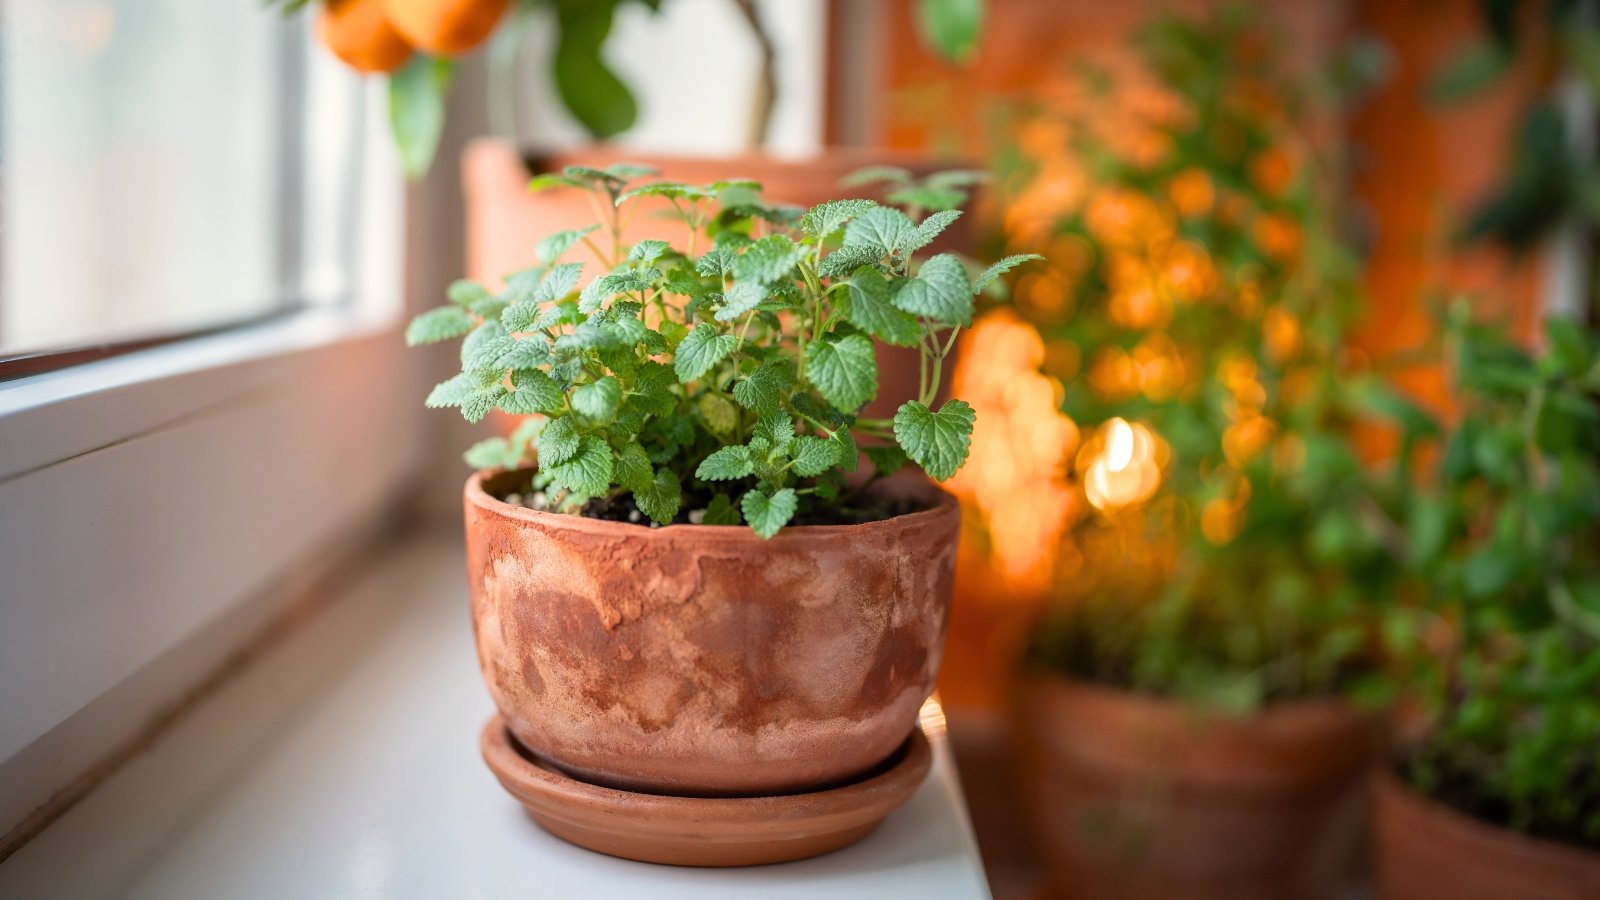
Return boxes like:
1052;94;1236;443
317;0;414;74
380;0;508;56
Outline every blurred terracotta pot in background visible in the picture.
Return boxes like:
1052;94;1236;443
1013;677;1376;900
1372;766;1600;900
464;468;959;797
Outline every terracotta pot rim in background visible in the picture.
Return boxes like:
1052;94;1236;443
467;467;959;543
1372;761;1600;876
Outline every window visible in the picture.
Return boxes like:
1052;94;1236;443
0;1;365;362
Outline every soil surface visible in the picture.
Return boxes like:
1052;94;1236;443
495;482;931;528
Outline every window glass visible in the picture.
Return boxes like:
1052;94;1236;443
0;1;363;357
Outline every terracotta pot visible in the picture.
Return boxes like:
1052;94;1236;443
1372;765;1600;900
464;468;960;797
463;138;968;434
1013;676;1377;900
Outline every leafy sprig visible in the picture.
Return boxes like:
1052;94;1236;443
411;161;1040;536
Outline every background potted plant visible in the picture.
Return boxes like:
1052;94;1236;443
1372;306;1600;899
406;162;1039;864
993;13;1413;897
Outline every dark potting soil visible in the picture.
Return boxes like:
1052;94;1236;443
1399;754;1600;851
496;483;931;528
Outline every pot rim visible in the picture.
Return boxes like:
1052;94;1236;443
1018;671;1368;722
465;467;959;544
1373;759;1600;865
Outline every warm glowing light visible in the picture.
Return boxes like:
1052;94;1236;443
945;310;1078;594
918;695;949;739
1104;418;1135;471
1083;419;1163;512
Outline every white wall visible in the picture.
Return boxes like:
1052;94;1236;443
496;0;825;158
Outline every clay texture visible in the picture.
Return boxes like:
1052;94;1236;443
465;470;959;796
1014;677;1376;900
1373;766;1600;900
480;714;933;866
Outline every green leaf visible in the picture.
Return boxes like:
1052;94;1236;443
789;435;842;477
733;362;793;414
905;209;962;253
552;2;637;140
715;281;768;321
629;239;670;263
571;375;622;422
618;181;715;204
806;333;879;412
388;56;453;178
754;411;796;448
462;385;507;424
425;373;476;408
580;269;656;313
893;398;976;481
845;207;917;257
613;443;653;493
406;305;476;345
696;445;755;481
840;165;912;188
537;262;585;302
528;172;585;193
698;392;740;435
1429;38;1511;104
864;444;909;476
548;435;614;496
915;0;984;65
888;184;967;212
696;246;738;278
536;416;581;465
893;253;973;326
464;437;521;471
818;244;885;278
801;199;878;240
702;493;741;525
971;254;1044;295
633;468;681;525
538;225;599;265
500;369;564;415
741;487;798;539
449;280;492;307
733;235;803;284
674;323;737;383
840;266;921;346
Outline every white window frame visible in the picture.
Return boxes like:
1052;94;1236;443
0;76;422;839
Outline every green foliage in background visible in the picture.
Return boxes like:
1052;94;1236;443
408;163;1037;536
1433;0;1600;321
1014;11;1415;711
1399;307;1600;845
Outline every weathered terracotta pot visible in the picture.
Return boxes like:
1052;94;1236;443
1372;765;1600;900
1013;677;1377;900
464;468;959;797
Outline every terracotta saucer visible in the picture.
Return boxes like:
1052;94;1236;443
479;714;933;867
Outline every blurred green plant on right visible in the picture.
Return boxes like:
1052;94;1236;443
1398;307;1600;844
998;8;1419;711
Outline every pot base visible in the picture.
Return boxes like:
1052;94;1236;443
479;715;933;867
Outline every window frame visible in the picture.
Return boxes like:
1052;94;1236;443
0;66;422;841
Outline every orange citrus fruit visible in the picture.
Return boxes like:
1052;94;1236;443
380;0;509;56
317;0;414;74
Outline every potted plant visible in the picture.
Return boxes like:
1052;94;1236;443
1372;307;1600;899
406;162;1039;863
994;13;1408;898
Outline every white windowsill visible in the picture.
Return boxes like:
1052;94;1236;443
0;527;993;899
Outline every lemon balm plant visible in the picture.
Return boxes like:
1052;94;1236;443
409;163;1039;536
435;164;1037;863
